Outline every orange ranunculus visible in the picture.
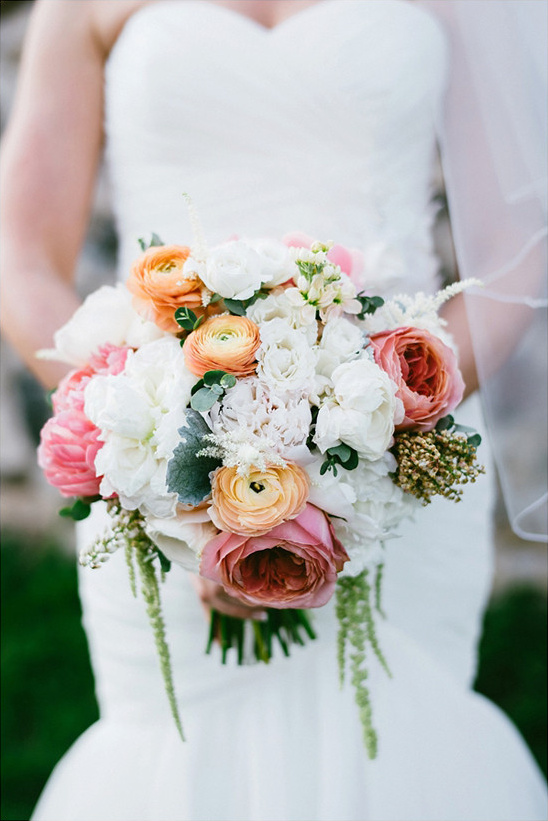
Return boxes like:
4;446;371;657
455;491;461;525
209;463;309;536
126;245;205;332
183;315;261;378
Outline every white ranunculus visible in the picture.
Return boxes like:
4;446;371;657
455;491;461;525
84;336;196;516
41;285;165;367
314;357;402;459
201;241;263;300
212;376;312;463
146;507;217;572
245;238;298;287
247;290;318;345
256;318;316;395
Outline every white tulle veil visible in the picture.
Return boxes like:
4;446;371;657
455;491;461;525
422;0;547;542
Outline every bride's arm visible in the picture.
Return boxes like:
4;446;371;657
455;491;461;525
0;0;113;389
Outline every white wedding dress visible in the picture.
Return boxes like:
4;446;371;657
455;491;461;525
32;2;547;820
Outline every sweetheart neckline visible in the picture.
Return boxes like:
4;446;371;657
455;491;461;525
108;0;442;62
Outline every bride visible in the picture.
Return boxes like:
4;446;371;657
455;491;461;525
1;1;546;819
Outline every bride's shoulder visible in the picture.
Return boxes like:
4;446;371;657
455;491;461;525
87;0;155;58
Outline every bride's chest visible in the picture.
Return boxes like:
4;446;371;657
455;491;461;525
105;0;447;150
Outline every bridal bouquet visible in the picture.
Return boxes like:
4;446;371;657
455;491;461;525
38;218;483;757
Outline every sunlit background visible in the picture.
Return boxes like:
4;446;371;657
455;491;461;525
0;2;546;820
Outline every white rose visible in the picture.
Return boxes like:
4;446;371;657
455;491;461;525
201;241;263;300
41;285;164;368
257;318;316;394
145;507;217;572
245;238;298;287
314;357;402;459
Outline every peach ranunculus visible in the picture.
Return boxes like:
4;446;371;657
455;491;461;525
368;326;465;432
200;503;349;608
183;315;261;378
209;462;309;536
126;245;205;332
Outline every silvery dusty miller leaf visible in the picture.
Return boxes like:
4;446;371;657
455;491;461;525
167;409;221;505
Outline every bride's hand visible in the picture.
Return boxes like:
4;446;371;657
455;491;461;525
190;575;266;621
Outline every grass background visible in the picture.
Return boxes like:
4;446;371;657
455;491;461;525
1;528;546;821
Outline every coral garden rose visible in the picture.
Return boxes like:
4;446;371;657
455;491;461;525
209;462;309;536
127;245;204;332
38;410;103;498
183;315;261;378
369;326;465;431
200;503;349;608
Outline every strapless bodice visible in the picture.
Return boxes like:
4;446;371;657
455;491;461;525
105;0;447;293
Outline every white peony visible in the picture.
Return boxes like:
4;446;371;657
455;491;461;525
145;506;217;572
256;318;317;395
200;241;263;300
247;290;318;345
335;454;418;577
39;285;165;367
314;357;403;459
84;336;196;516
211;376;312;464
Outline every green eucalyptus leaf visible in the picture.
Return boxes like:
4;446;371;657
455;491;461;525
174;307;197;330
210;384;224;396
193;316;204;330
209;293;223;304
167;409;222;505
150;232;164;247
327;443;352;462
190;379;205;396
223;299;247;316
220;373;237;389
138;237;147;252
190;387;219;412
203;370;227;386
467;433;482;448
436;415;454;431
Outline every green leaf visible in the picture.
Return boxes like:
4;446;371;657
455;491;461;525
190;387;220;412
467;433;482;448
192;316;204;330
59;499;92;521
167;409;222;505
203;370;227;386
222;298;247;316
138;233;164;251
327;443;352;462
174;307;198;330
220;373;237;389
155;548;172;574
436;414;454;431
209;293;223;304
190;378;205;396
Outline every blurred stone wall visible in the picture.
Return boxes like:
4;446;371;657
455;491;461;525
0;0;546;587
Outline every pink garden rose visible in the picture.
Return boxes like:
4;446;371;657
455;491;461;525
200;504;349;609
53;343;130;413
38;410;103;497
41;344;131;496
368;326;465;431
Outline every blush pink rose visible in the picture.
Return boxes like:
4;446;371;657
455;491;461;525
369;326;465;431
200;504;349;609
283;232;365;288
43;344;130;496
38;410;103;497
